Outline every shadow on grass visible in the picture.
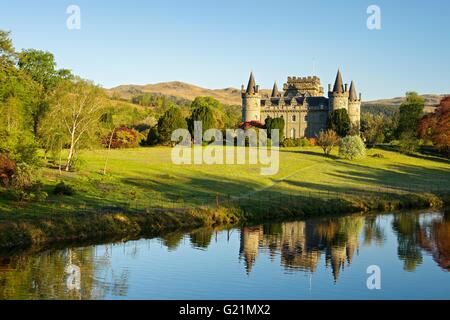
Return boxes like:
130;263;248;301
325;161;450;193
2;149;449;219
376;144;450;165
279;149;340;160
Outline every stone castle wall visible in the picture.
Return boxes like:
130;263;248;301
261;106;328;139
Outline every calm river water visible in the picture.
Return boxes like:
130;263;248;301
0;209;449;300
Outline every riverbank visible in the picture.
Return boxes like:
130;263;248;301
0;191;446;251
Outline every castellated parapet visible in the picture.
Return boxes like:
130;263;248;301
284;76;324;97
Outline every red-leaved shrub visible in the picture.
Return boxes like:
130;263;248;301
103;127;139;149
0;154;17;187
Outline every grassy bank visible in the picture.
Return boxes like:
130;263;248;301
0;146;449;249
0;207;241;250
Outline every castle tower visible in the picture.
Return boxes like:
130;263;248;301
242;72;261;122
348;80;362;128
328;69;349;112
239;227;262;275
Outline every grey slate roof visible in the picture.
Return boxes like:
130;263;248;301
271;82;279;97
349;80;358;101
246;72;256;95
333;69;344;93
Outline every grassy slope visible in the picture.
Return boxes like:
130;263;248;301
0;146;448;249
1;146;449;216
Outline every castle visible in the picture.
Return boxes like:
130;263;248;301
241;70;361;138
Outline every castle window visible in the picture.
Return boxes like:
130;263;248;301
290;128;296;139
305;115;308;122
292;115;296;122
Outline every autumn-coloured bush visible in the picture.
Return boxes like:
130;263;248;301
308;138;317;146
316;130;340;156
418;96;450;157
0;154;16;187
103;127;139;149
432;96;450;156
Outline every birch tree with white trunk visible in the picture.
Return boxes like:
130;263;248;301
49;79;106;171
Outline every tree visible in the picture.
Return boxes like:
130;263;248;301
18;49;70;137
265;116;285;141
47;79;106;171
188;104;215;135
396;92;424;138
398;131;419;154
0;30;15;66
418;113;437;144
98;110;117;175
0;31;38;166
339;135;366;160
146;126;159;146
157;106;187;145
191;96;221;110
327;109;351;137
0;154;16;187
361;113;387;146
432;96;450;156
188;96;224;132
316;130;340;156
102;127;139;149
419;96;450;156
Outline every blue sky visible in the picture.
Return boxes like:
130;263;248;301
1;0;449;100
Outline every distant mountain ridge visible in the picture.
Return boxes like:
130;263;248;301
108;81;243;105
108;81;447;110
363;94;447;112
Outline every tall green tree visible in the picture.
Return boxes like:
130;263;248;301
18;49;72;137
396;92;424;138
0;30;38;165
327;109;351;137
188;104;215;135
265;116;285;141
0;30;16;67
189;97;223;131
157;107;187;145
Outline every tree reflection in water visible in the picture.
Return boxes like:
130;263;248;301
0;244;130;299
0;210;448;299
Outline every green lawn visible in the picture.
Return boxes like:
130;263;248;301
1;146;449;218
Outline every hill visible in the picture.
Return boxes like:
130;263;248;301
363;94;447;113
108;82;447;113
108;81;243;106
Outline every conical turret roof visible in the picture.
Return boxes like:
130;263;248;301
271;81;279;97
246;72;256;95
349;80;358;101
333;69;344;93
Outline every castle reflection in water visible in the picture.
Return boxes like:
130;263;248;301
239;212;449;280
239;217;362;280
